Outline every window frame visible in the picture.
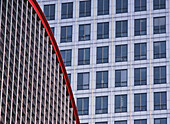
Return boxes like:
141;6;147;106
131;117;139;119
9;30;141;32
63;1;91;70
61;2;73;19
154;41;166;59
134;67;147;86
79;0;91;17
60;49;72;66
97;46;109;64
97;0;109;15
135;0;147;12
115;94;127;113
134;43;147;61
77;72;89;90
96;71;108;89
153;0;166;10
154;92;167;110
79;24;91;41
115;120;127;124
97;22;109;39
116;20;128;38
115;44;128;62
77;97;89;115
115;69;127;87
95;96;108;114
116;0;128;14
134;93;147;112
78;48;90;65
154;118;167;124
44;4;55;20
60;26;72;43
154;66;166;84
134;119;147;124
153;16;166;34
135;18;147;36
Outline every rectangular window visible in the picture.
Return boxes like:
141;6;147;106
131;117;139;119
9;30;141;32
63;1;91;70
115;120;127;124
98;0;109;15
51;27;54;35
154;66;166;84
154;118;167;124
79;0;91;17
154;92;167;110
154;17;166;34
154;0;166;10
154;41;166;59
116;0;128;14
68;74;71;84
96;122;107;124
77;97;89;115
115;44;127;62
60;26;72;43
134;119;147;124
78;48;90;65
96;71;108;89
60;49;72;66
61;2;73;19
115;69;127;87
134;67;147;86
97;46;109;64
116;20;128;37
115;95;127;113
97;22;109;39
77;72;89;90
134;43;147;60
134;93;147;112
135;0;146;12
95;96;108;114
135;18;147;36
79;24;91;41
44;4;55;20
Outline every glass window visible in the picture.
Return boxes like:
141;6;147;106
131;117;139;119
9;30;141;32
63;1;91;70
97;22;109;39
154;92;167;110
115;120;127;124
77;72;89;90
116;20;128;38
135;18;147;36
154;17;166;34
115;69;127;87
135;0;146;12
51;27;54;35
134;119;147;124
134;93;147;112
77;97;89;115
68;74;71;84
61;26;72;43
44;4;55;20
115;44;127;62
95;122;107;124
154;41;166;59
95;96;108;114
78;48;90;65
96;71;108;89
79;24;91;41
134;67;147;86
79;0;91;17
154;0;166;10
154;66;166;84
154;118;167;124
134;43;147;60
61;49;72;66
97;46;109;64
61;2;73;19
115;95;127;113
116;0;128;14
98;0;109;15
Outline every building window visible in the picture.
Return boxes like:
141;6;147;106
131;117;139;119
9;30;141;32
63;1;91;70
115;95;127;113
51;27;54;35
79;0;91;17
134;93;147;112
115;120;127;124
154;66;166;84
115;69;127;87
115;44;127;62
61;49;72;66
154;41;166;59
79;24;91;41
68;74;71;84
134;43;147;61
97;46;109;64
77;72;89;90
154;118;167;124
154;17;166;34
44;4;55;20
98;0;109;15
60;26;72;43
154;92;167;110
134;119;147;124
77;97;89;115
95;122;107;124
61;2;73;19
116;20;128;38
96;71;108;89
95;96;108;114
135;0;146;12
154;0;166;10
134;67;147;86
78;48;90;65
116;0;128;14
97;22;109;39
135;18;147;36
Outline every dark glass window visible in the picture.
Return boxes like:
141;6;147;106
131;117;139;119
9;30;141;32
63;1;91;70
97;22;109;39
115;44;127;62
68;74;71;84
95;122;107;124
77;97;89;115
134;119;147;124
98;0;109;15
79;24;91;41
115;69;127;87
154;0;166;10
134;93;147;112
79;0;91;17
44;4;55;20
115;120;127;124
135;18;147;36
154;92;167;110
154;41;166;59
115;95;127;113
60;26;72;43
135;0;146;12
154;66;166;84
97;46;109;64
61;49;72;66
154;17;166;34
154;118;167;124
78;48;90;65
61;2;73;19
134;67;147;86
95;96;108;114
51;27;54;35
116;0;128;14
134;43;147;60
96;71;108;89
116;20;128;38
77;72;89;90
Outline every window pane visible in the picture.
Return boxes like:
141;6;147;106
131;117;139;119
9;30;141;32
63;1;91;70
77;98;89;115
77;73;89;90
61;3;73;19
98;0;109;15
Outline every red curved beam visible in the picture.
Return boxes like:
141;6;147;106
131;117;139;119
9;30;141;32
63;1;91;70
28;0;80;123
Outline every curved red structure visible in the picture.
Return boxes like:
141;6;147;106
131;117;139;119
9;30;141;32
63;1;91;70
28;0;80;123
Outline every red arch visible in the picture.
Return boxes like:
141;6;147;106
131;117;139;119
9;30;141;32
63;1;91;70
28;0;80;123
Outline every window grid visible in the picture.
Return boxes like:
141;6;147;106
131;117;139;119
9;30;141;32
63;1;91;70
78;48;90;65
116;0;128;14
116;20;128;38
96;71;108;89
134;67;147;86
134;43;147;61
154;66;166;84
154;92;167;110
135;18;147;36
135;0;146;12
154;41;166;59
115;69;127;87
96;96;108;114
154;17;166;34
97;22;109;39
134;93;147;112
61;2;73;19
116;44;127;62
97;46;109;64
79;0;91;17
153;0;166;10
77;72;89;90
77;97;89;115
98;0;109;15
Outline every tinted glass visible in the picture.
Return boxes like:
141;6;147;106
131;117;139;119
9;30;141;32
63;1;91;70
116;21;128;37
135;18;147;36
134;43;147;60
115;69;127;87
154;92;167;110
97;22;109;39
134;119;147;124
96;96;108;114
78;48;90;65
115;95;127;113
77;72;89;90
98;0;109;15
154;0;166;10
77;97;89;115
80;0;91;17
134;93;147;111
116;0;128;13
154;66;166;84
134;68;147;86
154;41;166;59
61;2;73;19
79;24;91;41
135;0;146;11
115;121;127;124
154;118;167;124
154;17;166;34
61;26;72;43
115;45;127;62
97;46;109;64
96;71;108;88
44;4;55;20
61;49;72;66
